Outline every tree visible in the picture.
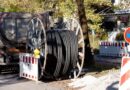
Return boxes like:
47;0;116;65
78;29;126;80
46;0;111;66
116;0;130;9
0;0;43;13
0;0;111;32
0;0;112;66
57;0;111;66
84;0;112;32
75;0;93;66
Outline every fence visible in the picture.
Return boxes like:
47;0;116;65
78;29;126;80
99;41;129;57
19;53;39;81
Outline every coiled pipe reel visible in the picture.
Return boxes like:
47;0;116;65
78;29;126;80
27;17;85;79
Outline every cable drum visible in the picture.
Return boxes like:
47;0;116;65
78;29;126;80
41;30;78;78
53;18;85;78
27;17;84;79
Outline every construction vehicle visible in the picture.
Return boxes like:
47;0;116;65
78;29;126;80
0;12;33;73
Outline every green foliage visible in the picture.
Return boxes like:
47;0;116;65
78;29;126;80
0;0;112;33
0;0;43;13
58;0;77;17
115;0;130;10
97;31;108;40
52;0;112;32
84;0;111;32
49;0;112;32
86;8;103;32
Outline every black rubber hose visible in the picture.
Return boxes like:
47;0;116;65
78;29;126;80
42;30;78;79
70;31;78;69
61;31;78;75
68;31;74;71
57;31;65;76
50;30;57;77
43;30;55;78
60;31;71;75
53;31;63;77
63;31;77;75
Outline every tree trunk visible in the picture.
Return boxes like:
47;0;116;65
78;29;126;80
76;0;94;66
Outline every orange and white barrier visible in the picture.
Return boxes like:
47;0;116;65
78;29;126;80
99;41;129;57
19;53;39;81
119;57;130;90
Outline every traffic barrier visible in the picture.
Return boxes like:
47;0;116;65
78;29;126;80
19;53;38;81
119;57;130;90
99;41;129;57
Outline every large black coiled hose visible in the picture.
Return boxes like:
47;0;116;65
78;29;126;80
60;31;71;75
70;31;78;69
43;31;56;78
27;29;79;79
41;30;78;79
53;31;63;77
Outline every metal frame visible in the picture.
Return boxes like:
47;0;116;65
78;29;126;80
27;17;47;72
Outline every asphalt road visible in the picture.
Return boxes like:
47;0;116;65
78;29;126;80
0;73;68;90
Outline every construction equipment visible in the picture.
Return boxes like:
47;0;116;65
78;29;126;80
24;16;85;79
0;12;32;73
0;12;85;79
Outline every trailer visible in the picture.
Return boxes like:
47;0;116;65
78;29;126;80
0;12;32;73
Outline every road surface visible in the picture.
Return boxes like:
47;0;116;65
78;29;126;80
0;73;71;90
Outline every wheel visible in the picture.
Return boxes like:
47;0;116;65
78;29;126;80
64;18;85;78
27;17;47;76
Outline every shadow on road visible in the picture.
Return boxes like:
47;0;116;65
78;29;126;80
0;73;29;87
106;81;119;90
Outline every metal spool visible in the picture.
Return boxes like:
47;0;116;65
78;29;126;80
62;18;85;78
27;17;47;78
27;17;85;79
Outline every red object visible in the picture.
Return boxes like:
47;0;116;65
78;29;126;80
119;57;130;90
124;27;130;43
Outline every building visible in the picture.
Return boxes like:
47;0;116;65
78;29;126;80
102;0;130;31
